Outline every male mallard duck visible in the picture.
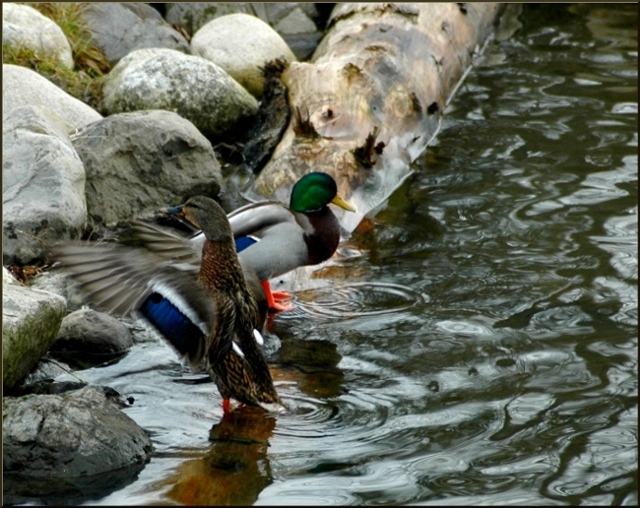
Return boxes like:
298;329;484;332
56;196;282;414
134;172;356;312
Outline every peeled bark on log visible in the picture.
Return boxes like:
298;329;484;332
247;2;501;232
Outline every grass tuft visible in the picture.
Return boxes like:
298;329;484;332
3;3;111;111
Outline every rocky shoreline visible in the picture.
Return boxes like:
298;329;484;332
2;2;329;496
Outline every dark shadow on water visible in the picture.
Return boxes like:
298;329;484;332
274;336;346;399
2;463;146;506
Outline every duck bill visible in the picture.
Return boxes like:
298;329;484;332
165;205;197;230
165;204;186;218
331;194;356;212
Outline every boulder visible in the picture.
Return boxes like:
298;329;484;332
3;265;16;285
2;64;102;131
271;4;319;35
71;109;223;228
191;13;296;98
101;48;258;139
2;105;87;266
51;308;134;368
2;3;74;68
165;2;326;60
77;2;189;66
2;385;153;478
2;279;67;389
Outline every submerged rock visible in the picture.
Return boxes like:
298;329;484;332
51;308;134;369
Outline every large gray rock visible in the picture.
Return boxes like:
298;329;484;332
71;109;223;228
102;48;258;139
2;385;153;477
52;308;134;368
2;3;73;68
191;13;296;98
78;2;189;66
2;277;67;389
2;64;102;131
2;105;87;265
165;2;325;60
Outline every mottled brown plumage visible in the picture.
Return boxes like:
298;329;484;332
56;196;282;413
178;197;279;409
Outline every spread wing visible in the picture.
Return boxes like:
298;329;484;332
55;241;213;366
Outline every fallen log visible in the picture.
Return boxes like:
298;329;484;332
247;2;502;232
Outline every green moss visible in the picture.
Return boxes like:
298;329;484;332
3;3;111;112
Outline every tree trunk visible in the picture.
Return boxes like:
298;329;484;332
247;2;502;232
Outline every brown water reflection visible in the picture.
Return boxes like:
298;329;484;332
164;407;276;506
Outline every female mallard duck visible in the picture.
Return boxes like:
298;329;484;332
56;196;282;414
133;172;356;312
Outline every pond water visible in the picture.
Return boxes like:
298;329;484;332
13;4;638;506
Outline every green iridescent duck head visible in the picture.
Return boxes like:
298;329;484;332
289;172;356;214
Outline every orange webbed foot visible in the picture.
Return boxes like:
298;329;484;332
270;298;294;312
261;281;294;312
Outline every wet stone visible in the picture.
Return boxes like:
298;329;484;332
50;308;134;369
2;384;153;482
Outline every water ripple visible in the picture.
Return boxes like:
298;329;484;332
294;281;428;320
256;483;359;506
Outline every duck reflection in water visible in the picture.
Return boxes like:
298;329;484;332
165;333;345;505
165;406;276;506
